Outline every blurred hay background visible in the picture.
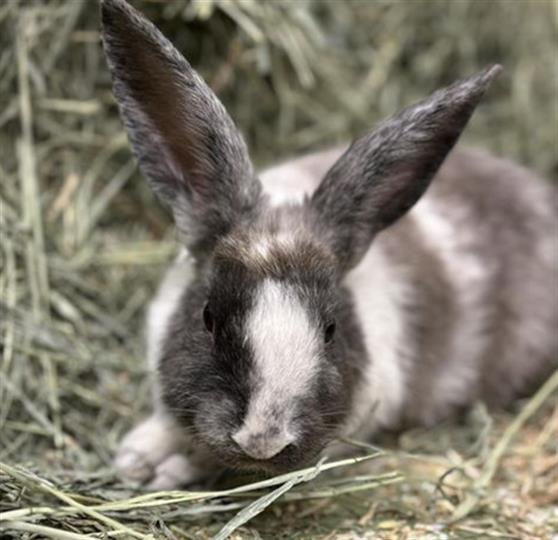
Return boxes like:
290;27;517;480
0;0;557;539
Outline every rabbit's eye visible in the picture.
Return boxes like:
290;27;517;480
324;321;336;344
203;303;214;333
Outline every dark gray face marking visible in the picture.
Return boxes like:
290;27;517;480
156;205;368;471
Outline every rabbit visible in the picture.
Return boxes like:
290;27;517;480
101;0;558;490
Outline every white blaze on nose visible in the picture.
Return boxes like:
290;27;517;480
235;279;320;456
248;279;320;400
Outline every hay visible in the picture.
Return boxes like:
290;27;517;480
0;0;557;538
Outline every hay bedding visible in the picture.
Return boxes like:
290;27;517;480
0;0;556;538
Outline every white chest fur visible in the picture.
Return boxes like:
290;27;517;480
341;245;411;438
146;249;194;405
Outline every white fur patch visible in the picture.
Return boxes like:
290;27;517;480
412;196;491;420
259;163;316;206
147;249;194;389
242;279;320;436
342;244;411;439
259;149;343;207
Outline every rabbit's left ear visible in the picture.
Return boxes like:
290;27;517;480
101;0;261;256
310;65;501;271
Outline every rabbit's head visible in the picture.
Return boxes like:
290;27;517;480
101;0;499;471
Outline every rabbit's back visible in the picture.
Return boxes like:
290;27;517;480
411;149;557;410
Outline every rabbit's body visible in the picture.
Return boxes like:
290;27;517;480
150;147;557;440
101;0;557;489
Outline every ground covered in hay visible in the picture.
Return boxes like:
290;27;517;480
1;1;557;538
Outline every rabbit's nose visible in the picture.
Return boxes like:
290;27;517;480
232;426;295;460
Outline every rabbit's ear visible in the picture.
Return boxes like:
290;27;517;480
101;0;260;255
310;65;501;271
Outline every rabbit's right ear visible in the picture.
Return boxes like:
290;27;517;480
101;0;261;256
310;66;501;271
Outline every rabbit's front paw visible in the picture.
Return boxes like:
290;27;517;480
145;453;204;491
115;413;199;488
